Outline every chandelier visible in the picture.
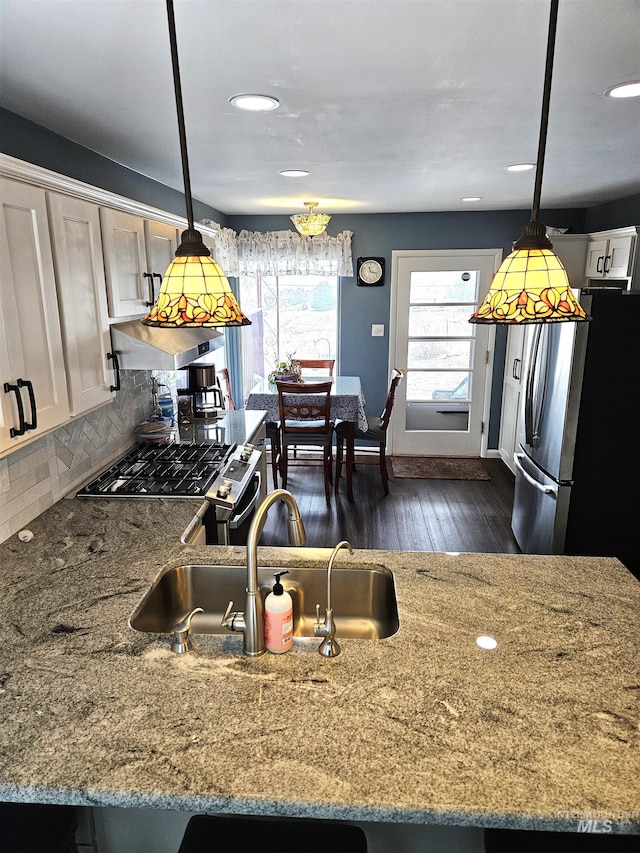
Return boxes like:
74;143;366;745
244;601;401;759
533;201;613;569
290;201;331;237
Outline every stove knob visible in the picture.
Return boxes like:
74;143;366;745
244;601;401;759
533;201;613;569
240;443;254;462
217;480;233;499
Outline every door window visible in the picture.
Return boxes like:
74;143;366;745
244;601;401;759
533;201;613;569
391;250;500;457
406;270;476;418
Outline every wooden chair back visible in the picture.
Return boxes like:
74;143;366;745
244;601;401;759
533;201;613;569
276;381;333;435
217;368;236;411
379;368;404;431
297;359;335;377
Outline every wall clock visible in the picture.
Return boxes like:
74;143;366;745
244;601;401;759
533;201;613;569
357;257;385;286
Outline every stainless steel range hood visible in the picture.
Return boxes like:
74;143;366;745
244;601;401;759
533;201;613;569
110;320;225;371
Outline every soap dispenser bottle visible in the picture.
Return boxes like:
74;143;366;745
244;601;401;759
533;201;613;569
265;571;293;654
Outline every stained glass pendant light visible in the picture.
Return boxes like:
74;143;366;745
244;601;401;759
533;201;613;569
470;0;589;325
143;0;250;328
290;201;331;237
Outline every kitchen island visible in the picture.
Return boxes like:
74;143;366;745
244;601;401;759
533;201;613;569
0;496;638;842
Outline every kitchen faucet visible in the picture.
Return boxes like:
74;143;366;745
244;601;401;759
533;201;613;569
221;489;306;656
314;540;354;657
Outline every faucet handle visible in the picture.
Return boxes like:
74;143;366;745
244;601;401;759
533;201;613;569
221;600;246;633
171;607;204;654
221;600;235;627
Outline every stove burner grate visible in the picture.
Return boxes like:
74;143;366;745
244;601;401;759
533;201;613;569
77;442;236;498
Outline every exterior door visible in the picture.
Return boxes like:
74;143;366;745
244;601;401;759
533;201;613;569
390;249;501;457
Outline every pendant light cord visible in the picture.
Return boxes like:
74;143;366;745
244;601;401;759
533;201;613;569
531;0;559;224
166;0;195;231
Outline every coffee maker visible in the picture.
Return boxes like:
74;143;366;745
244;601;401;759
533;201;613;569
177;365;225;421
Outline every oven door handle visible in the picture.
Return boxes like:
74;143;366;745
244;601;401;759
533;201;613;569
181;499;210;546
228;472;262;529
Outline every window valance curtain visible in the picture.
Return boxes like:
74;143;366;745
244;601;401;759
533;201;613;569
200;221;353;278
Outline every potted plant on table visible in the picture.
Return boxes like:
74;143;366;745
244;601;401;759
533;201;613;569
268;353;302;384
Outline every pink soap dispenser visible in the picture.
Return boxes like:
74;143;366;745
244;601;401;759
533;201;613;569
265;571;293;654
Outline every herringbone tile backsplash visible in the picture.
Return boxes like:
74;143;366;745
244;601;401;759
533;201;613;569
0;370;156;542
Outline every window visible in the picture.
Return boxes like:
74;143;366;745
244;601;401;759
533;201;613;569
238;274;339;400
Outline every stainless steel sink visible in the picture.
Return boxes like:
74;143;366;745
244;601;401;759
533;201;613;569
129;563;399;640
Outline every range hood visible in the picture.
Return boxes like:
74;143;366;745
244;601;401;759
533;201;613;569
110;320;225;371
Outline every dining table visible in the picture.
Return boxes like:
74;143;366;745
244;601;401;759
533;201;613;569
245;375;367;501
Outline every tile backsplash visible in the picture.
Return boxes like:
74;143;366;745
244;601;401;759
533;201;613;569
0;370;162;543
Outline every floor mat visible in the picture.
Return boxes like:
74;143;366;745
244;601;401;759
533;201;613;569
391;456;491;480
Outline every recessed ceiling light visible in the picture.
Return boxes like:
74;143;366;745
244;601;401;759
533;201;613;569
279;169;310;178
604;81;640;99
462;197;483;202
229;94;280;112
507;163;535;172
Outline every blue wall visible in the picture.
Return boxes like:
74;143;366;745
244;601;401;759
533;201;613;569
585;194;640;232
4;107;637;450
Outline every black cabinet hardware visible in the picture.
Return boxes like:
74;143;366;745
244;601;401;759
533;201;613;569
107;352;121;392
3;381;26;437
17;378;37;431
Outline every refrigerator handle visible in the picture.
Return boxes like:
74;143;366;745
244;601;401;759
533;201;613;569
513;453;556;497
512;357;521;380
524;326;542;446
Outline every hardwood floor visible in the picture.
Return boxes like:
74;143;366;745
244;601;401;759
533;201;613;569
259;454;520;554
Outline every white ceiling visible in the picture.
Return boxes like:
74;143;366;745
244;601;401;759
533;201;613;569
1;0;639;216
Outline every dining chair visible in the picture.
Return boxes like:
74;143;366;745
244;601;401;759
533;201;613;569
298;358;335;377
335;368;404;496
276;380;334;505
291;360;335;461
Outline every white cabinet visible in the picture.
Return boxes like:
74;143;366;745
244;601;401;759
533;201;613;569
100;208;179;318
47;193;116;416
585;228;638;281
0;179;69;455
145;218;181;307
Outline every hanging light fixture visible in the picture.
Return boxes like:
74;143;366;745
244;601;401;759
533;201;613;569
470;0;589;325
290;201;331;237
144;0;250;328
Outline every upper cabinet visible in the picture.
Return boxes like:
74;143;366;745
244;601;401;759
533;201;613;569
100;208;179;318
0;179;70;455
584;227;639;283
47;193;116;416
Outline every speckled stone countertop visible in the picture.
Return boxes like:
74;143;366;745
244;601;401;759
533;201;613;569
0;497;638;834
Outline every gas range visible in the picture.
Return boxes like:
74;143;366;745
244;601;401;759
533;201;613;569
76;441;258;502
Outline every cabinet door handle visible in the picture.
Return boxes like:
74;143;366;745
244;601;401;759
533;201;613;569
3;381;26;437
143;272;155;307
17;378;37;431
603;254;611;274
107;352;121;392
512;357;521;380
596;255;604;274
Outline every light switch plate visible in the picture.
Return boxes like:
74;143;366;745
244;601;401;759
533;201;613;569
371;324;385;337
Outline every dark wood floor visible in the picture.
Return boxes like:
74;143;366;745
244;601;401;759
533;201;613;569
259;454;520;554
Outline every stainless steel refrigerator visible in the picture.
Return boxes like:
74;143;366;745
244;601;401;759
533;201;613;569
511;288;640;577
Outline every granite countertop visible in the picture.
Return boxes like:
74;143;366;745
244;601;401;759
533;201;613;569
0;497;638;834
